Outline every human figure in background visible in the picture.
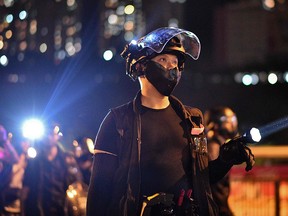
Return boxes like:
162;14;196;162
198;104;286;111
0;124;22;216
86;27;255;216
73;137;93;186
21;124;81;216
204;107;239;216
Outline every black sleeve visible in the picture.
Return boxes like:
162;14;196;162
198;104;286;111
86;111;119;216
94;111;119;154
208;158;232;184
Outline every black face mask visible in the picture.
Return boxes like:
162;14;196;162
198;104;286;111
219;126;238;139
144;61;181;96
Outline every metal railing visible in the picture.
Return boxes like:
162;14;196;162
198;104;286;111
228;146;288;216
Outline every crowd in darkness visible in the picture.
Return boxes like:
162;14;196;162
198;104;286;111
0;123;93;216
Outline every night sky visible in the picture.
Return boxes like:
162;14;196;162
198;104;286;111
0;1;287;149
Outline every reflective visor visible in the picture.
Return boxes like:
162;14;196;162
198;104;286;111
137;27;201;60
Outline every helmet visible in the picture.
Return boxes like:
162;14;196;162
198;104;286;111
121;27;201;81
204;107;238;139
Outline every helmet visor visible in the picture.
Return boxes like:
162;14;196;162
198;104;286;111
137;27;201;60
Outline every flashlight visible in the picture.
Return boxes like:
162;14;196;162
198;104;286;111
236;127;262;144
22;118;45;140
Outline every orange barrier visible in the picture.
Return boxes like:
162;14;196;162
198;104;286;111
228;145;288;216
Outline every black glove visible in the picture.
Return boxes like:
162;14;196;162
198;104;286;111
219;137;255;171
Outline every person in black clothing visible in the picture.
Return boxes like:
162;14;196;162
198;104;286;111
0;124;21;216
204;107;239;216
21;124;81;216
86;27;255;216
73;137;93;186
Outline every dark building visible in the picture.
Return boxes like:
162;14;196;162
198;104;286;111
0;0;287;145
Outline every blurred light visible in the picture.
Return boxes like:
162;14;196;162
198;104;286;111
19;41;27;51
19;10;28;20
66;186;77;199
8;74;19;83
284;71;288;83
124;31;134;41
0;55;9;66
27;147;37;158
29;20;37;35
66;26;76;36
242;74;253;86
268;72;278;84
116;6;125;15
7;132;13;140
22;119;45;140
74;40;82;52
103;49;113;61
67;0;76;7
5;30;12;39
0;40;4;50
86;138;94;154
251;73;259;85
124;21;134;31
6;14;14;23
124;5;135;15
4;0;15;7
108;14;118;24
17;53;25;62
55;50;66;60
53;125;60;134
168;18;179;28
259;71;267;83
73;140;79;147
234;72;243;83
262;0;275;10
249;127;262;142
65;42;76;56
53;125;63;137
130;39;137;45
39;43;47;53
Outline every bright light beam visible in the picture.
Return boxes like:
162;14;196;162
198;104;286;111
235;116;288;144
257;116;288;139
22;119;45;140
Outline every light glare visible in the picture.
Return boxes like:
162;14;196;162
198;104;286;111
22;119;45;140
250;127;261;142
103;50;113;61
268;73;277;84
27;147;37;158
19;10;28;20
124;5;135;15
6;14;14;23
284;72;288;83
0;55;9;66
242;74;252;86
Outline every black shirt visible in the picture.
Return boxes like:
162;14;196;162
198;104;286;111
140;105;192;200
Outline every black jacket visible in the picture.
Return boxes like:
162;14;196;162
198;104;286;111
87;92;231;216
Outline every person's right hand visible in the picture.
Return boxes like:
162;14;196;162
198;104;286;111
219;138;255;171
